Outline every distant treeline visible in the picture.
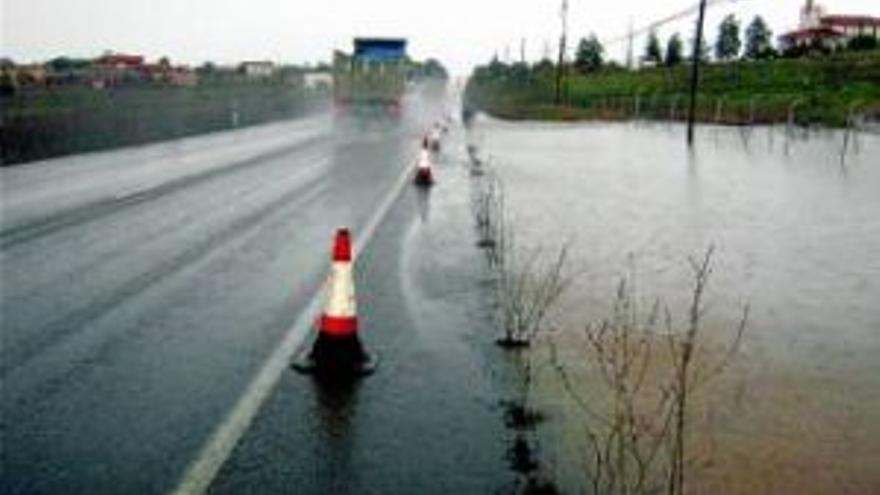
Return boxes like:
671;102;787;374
1;83;326;165
465;50;880;127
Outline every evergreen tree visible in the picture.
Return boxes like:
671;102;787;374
644;31;663;65
665;33;683;66
715;14;742;60
745;15;774;59
574;34;605;73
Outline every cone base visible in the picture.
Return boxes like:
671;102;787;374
414;170;434;187
291;332;377;378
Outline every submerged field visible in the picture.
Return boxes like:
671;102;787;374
465;116;880;494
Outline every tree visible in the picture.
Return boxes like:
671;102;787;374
744;15;774;59
574;34;604;73
487;55;506;78
715;14;742;60
508;62;530;82
0;61;15;95
848;34;878;51
644;31;663;65
422;58;449;79
46;56;91;73
665;33;684;66
533;58;555;75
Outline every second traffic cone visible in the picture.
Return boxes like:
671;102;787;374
425;126;441;152
292;228;376;377
414;149;434;187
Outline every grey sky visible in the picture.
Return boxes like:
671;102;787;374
2;0;877;74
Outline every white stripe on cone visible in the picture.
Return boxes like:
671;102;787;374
417;149;432;171
325;260;357;319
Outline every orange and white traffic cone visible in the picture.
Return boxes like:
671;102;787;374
292;228;376;377
414;149;434;187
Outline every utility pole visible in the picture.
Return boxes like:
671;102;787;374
520;38;526;65
626;17;634;69
555;0;569;105
687;0;708;146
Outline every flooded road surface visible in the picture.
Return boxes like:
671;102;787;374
468;117;880;494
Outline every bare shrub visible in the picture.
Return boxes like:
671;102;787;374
472;165;504;262
552;246;749;495
496;240;571;348
468;158;571;348
664;246;749;495
468;156;570;495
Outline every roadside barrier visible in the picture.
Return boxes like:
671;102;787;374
291;228;376;377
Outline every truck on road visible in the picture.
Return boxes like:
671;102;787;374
333;38;408;114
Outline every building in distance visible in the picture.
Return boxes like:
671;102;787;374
779;0;880;52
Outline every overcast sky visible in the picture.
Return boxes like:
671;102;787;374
2;0;877;74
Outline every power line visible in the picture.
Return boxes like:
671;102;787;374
602;0;743;47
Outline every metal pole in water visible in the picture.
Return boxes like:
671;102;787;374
687;0;708;146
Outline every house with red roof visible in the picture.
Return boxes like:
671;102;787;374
90;52;147;87
94;53;145;70
779;0;880;52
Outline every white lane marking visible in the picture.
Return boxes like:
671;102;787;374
169;150;416;495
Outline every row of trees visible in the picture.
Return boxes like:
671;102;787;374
573;12;880;74
574;15;776;73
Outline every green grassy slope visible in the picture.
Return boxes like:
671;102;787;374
465;50;880;126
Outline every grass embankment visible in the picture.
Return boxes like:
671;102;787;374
0;84;326;165
465;50;880;127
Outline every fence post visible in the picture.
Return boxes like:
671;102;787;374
785;98;803;155
787;99;802;133
842;101;863;159
670;94;681;122
749;96;758;126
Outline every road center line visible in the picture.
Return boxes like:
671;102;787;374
169;149;416;495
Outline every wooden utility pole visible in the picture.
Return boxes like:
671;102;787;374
555;0;569;105
626;17;634;69
687;0;708;146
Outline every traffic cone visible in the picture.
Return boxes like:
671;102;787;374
414;149;434;187
292;228;376;377
426;126;441;152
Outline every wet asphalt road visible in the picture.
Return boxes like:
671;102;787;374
1;95;514;493
208;129;513;494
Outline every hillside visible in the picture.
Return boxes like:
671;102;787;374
465;50;880;127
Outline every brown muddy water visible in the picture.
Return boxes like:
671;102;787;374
467;117;880;494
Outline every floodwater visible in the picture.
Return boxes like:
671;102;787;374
467;117;880;494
